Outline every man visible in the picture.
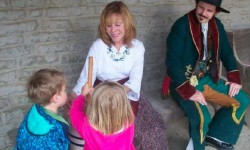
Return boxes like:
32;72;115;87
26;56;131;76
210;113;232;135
165;0;250;149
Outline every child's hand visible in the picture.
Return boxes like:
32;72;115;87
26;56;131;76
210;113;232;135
81;82;93;97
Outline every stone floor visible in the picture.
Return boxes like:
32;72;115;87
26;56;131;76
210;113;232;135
145;90;250;150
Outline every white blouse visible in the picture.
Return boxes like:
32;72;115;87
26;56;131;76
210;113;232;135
202;22;208;60
73;39;145;101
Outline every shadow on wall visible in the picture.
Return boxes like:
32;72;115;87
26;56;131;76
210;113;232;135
222;29;250;126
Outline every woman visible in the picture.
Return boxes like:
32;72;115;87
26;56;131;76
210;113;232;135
69;1;168;149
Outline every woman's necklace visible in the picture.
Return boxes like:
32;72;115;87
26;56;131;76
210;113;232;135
107;46;130;62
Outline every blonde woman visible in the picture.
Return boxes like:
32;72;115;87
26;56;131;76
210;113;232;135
70;81;135;150
69;1;168;149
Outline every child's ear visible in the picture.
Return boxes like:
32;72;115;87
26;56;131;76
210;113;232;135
51;93;59;103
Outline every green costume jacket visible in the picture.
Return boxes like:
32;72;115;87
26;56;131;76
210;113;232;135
166;9;240;99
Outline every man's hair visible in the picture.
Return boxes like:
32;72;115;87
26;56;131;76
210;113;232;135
26;68;66;105
86;80;134;134
98;1;136;47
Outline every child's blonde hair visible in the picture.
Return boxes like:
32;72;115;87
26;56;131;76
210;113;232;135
98;1;136;47
86;80;134;134
26;68;66;105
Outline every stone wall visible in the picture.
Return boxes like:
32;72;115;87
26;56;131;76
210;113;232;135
0;0;250;149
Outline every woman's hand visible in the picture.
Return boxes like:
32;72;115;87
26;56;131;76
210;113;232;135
225;82;242;97
189;90;207;105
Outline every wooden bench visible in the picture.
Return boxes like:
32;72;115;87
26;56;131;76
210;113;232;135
224;29;250;126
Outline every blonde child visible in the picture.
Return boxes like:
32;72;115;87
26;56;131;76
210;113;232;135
69;80;135;150
15;68;69;150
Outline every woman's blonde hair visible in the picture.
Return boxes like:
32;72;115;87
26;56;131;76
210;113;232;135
27;68;66;105
86;80;134;134
98;1;136;47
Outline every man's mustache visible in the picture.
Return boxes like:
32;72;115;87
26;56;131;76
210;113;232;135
198;14;208;19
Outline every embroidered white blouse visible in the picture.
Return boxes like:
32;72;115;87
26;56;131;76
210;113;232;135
73;39;145;101
201;22;208;60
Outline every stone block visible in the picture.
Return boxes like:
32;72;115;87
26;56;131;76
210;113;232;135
26;9;43;18
0;136;5;150
46;6;95;17
61;53;86;64
0;85;25;97
0;35;23;47
43;20;72;31
49;0;81;6
0;21;36;34
10;0;45;8
0;45;34;58
0;59;16;70
0;70;16;84
75;17;99;29
0;10;25;22
19;55;60;67
24;32;77;44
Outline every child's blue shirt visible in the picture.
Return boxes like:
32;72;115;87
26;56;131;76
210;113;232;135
14;104;69;150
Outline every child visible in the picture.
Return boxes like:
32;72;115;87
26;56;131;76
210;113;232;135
14;68;69;150
69;80;135;150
